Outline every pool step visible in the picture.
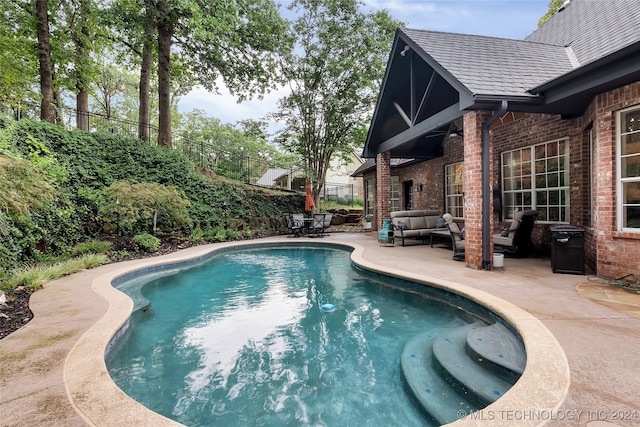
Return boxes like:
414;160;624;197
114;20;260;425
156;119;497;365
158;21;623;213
401;330;479;425
432;323;515;406
466;322;526;379
115;280;151;312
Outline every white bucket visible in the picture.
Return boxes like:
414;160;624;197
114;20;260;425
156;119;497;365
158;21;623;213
493;253;504;268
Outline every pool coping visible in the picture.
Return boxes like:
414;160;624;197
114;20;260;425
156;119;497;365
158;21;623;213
64;238;570;426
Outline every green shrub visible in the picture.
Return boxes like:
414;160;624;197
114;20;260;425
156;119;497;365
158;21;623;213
132;232;161;252
336;196;349;206
190;226;204;243
100;181;192;236
213;226;227;242
72;239;113;256
0;117;308;271
2;253;108;290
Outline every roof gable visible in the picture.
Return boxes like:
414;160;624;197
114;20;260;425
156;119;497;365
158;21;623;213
363;0;640;159
401;29;572;97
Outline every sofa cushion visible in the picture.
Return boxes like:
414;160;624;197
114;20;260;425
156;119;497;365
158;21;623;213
402;229;422;238
494;234;513;247
410;216;427;230
392;217;409;229
424;216;438;229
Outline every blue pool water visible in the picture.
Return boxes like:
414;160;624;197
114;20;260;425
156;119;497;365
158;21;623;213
107;245;491;426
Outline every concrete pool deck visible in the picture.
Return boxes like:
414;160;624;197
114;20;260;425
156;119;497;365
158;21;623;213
1;233;639;426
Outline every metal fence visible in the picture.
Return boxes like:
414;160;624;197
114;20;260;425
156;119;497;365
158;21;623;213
322;182;360;206
174;137;299;187
1;100;301;188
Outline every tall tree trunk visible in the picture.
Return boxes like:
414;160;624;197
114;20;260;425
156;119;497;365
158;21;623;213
75;4;90;131
76;90;89;130
138;2;155;142
156;0;172;148
35;0;56;123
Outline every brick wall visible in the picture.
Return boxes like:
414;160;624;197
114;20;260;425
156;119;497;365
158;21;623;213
491;113;578;254
365;82;640;278
375;152;391;230
489;82;640;278
591;82;640;278
393;135;465;211
463;111;493;269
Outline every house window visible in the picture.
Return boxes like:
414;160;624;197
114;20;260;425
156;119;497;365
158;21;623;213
403;181;413;210
502;139;569;222
617;105;640;230
365;178;374;217
445;162;464;218
390;176;400;212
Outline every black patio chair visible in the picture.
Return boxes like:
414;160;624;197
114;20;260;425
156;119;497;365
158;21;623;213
309;213;326;237
285;213;304;237
322;213;333;235
493;210;538;257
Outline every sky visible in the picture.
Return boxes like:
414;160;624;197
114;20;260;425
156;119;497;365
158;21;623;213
177;0;552;134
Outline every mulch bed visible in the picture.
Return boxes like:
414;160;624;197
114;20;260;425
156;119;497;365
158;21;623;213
0;287;34;340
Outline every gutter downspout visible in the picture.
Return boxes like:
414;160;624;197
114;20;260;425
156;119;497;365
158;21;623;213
482;100;508;270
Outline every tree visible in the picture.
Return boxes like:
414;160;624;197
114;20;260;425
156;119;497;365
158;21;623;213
272;0;401;209
35;0;56;123
538;0;564;27
0;2;39;109
104;0;289;148
100;181;191;235
59;0;103;131
152;0;291;147
102;0;157;141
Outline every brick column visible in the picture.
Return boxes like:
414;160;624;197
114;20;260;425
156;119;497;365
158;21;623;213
376;151;391;231
463;111;494;269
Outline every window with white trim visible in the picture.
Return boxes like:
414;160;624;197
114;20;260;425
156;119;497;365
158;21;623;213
445;162;464;218
390;176;400;212
501;138;569;222
365;178;374;217
617;106;640;230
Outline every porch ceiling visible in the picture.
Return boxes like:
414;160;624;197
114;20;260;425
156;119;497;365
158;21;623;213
363;34;467;159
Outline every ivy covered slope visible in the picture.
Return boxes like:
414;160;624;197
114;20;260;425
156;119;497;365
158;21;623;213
0;118;303;274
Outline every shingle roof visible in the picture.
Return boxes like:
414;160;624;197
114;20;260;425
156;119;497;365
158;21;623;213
401;0;640;98
363;0;640;158
526;0;640;67
401;29;573;97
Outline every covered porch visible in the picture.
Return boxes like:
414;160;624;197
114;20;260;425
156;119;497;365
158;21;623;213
362;26;640;274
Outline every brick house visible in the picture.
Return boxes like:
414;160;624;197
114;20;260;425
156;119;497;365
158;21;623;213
356;0;640;278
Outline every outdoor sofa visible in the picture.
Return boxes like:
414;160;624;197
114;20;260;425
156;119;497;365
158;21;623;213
390;210;447;246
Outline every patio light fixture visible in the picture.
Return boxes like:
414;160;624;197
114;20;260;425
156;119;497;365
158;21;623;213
448;125;463;137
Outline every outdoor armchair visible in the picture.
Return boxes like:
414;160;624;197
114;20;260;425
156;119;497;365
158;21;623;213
493;210;538;257
443;213;465;261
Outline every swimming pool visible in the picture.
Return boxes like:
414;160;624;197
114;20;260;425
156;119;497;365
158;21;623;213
106;244;521;426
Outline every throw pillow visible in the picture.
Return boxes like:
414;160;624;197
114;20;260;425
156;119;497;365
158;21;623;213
500;227;509;237
460;227;465;240
435;217;447;228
